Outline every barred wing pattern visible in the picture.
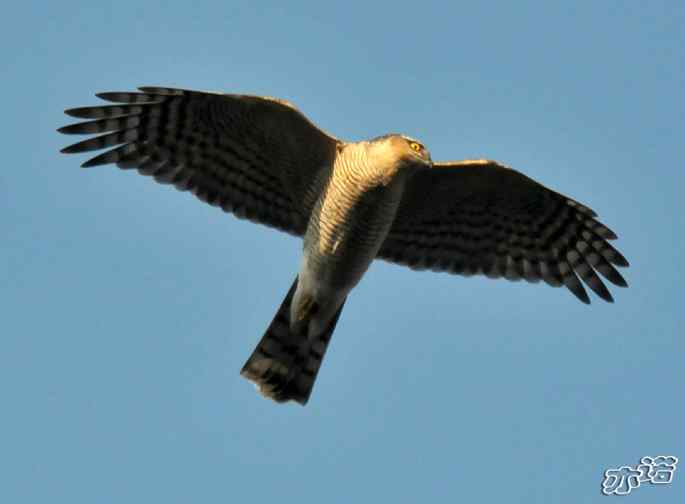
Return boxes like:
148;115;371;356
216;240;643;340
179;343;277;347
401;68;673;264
379;160;629;303
59;87;341;235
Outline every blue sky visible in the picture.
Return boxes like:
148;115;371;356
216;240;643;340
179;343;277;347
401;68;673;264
2;1;684;502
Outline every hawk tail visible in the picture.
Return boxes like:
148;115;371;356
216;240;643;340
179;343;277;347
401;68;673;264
240;278;345;405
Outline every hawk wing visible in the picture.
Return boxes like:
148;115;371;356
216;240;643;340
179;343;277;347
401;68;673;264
59;86;341;235
378;160;629;303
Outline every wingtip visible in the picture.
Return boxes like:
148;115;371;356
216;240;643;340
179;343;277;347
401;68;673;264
57;124;77;135
614;276;629;288
574;289;591;305
60;145;78;154
612;255;630;268
64;107;83;118
81;158;99;168
602;293;615;304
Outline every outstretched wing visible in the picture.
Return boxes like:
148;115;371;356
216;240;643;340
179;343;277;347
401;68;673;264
59;86;342;235
378;160;629;303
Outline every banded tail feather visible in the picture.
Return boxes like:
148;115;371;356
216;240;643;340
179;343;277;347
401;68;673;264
241;279;346;405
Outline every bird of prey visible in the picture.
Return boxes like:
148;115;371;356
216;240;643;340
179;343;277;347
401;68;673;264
59;86;629;405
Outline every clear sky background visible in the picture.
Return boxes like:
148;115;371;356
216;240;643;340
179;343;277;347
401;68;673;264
2;1;683;502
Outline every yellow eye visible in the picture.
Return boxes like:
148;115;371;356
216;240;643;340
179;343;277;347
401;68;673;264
410;142;422;152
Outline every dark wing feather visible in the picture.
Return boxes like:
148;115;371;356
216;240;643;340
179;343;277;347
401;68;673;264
378;160;629;304
59;86;342;235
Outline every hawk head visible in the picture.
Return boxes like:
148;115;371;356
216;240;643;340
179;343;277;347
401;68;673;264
371;133;433;170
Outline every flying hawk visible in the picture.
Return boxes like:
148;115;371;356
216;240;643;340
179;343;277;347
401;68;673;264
59;86;629;405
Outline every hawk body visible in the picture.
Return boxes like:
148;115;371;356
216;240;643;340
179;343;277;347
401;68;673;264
59;86;629;405
302;140;413;292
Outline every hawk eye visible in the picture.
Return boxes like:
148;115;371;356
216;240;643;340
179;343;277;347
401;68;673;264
410;142;422;152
